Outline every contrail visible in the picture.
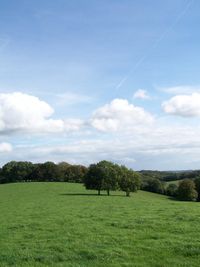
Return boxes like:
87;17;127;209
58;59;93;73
114;0;194;93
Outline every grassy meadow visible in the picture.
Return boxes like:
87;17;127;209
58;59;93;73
0;182;200;267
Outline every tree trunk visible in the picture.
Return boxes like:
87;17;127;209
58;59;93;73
126;191;130;197
98;189;100;195
107;189;110;196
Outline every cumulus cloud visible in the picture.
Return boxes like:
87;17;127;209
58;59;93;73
0;142;12;153
162;93;200;117
91;98;154;132
0;92;83;134
3;92;200;170
133;89;150;99
10;123;200;170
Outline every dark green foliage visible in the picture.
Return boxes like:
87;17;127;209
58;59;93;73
194;177;200;201
166;183;178;197
140;169;200;183
64;165;87;183
1;161;34;183
118;166;141;196
84;160;119;195
140;170;180;182
179;170;200;180
30;162;60;182
57;162;71;181
142;178;165;194
56;162;87;183
0;161;88;184
84;161;141;196
177;179;197;201
0;168;6;184
84;163;104;195
97;160;119;195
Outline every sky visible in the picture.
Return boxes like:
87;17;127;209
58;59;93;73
0;0;200;170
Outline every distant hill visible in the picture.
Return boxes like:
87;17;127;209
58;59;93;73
139;169;200;182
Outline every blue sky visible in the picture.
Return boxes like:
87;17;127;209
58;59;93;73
0;0;200;170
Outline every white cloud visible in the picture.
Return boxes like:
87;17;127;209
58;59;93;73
10;123;200;170
0;142;12;153
162;93;200;117
160;85;200;95
3;93;200;170
90;98;154;132
0;92;83;134
133;89;150;99
0;92;64;133
64;118;85;131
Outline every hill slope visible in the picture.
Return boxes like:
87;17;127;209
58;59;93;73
0;182;200;267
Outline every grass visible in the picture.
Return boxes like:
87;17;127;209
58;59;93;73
165;179;183;185
1;183;200;266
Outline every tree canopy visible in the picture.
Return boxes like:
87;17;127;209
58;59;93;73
177;179;197;201
0;161;88;184
84;161;141;196
118;165;141;196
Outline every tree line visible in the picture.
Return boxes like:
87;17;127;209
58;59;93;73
167;178;200;202
1;160;200;201
141;176;200;202
0;160;141;197
140;169;200;182
0;161;87;184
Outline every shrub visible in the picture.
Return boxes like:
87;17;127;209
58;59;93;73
177;179;197;201
166;183;178;197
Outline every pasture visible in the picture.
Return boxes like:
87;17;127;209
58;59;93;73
0;182;200;266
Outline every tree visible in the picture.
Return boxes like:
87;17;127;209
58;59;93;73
118;166;141;196
177;179;197;201
97;161;118;196
84;161;119;195
57;162;71;181
30;162;59;182
142;178;164;194
166;183;178;197
194;177;200;201
0;167;7;184
84;163;104;195
64;165;87;183
1;161;34;183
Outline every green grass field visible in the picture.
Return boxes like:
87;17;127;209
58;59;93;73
1;183;200;267
166;179;183;185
